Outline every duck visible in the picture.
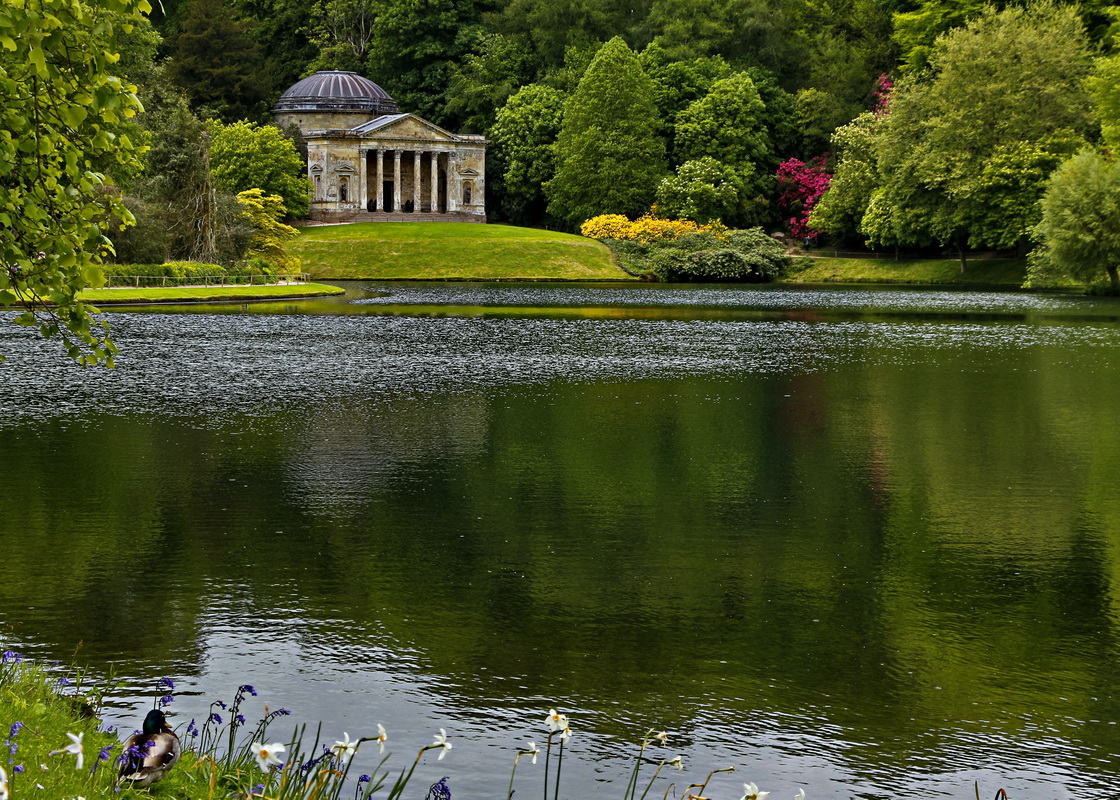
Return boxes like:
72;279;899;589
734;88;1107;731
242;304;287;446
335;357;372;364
117;708;181;788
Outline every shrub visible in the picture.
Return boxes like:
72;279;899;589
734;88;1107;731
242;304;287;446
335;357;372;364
581;214;634;240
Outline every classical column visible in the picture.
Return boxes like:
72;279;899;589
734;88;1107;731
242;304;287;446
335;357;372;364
375;149;383;211
430;151;440;214
393;150;401;213
357;148;366;209
413;150;422;212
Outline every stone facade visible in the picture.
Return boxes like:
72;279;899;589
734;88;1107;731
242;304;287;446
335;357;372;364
274;71;486;223
305;115;486;223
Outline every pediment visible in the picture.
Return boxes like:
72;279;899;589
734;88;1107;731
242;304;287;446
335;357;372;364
459;168;480;177
334;162;356;173
352;113;460;143
309;163;324;173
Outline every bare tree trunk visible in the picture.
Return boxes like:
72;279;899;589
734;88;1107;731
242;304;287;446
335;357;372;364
956;233;967;274
1109;265;1119;292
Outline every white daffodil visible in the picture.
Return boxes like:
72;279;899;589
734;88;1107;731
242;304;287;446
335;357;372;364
665;756;684;770
49;732;84;770
545;708;567;732
525;741;539;765
654;731;669;745
794;789;806;800
0;765;9;800
432;728;452;760
559;724;572;743
331;732;358;765
376;723;388;754
742;782;770;800
251;741;286;771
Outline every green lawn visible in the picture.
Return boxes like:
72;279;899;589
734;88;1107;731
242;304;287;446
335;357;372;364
78;282;345;304
782;256;1030;285
290;221;635;280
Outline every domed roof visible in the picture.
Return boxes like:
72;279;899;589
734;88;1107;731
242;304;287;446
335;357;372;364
274;71;399;115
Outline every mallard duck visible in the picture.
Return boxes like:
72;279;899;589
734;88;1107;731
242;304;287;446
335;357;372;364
117;708;181;788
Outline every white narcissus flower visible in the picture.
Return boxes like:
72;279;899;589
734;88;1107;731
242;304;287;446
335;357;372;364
665;756;684;770
49;732;84;769
654;731;669;745
251;741;286;771
545;708;567;732
331;732;358;764
742;783;770;800
376;723;388;754
794;790;805;800
525;741;539;764
0;765;8;800
432;728;452;760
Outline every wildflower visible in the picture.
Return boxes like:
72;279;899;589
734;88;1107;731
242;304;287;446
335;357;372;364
544;708;567;732
98;746;114;762
558;724;571;743
524;741;539;765
8;724;21;738
251;742;286;771
56;677;71;686
375;723;388;754
157;678;175;690
186;720;198;737
331;732;358;765
426;776;451;800
665;756;683;770
654;731;669;745
241;684;258;696
209;713;222;725
0;765;8;800
237;715;246;725
159;695;174;708
49;732;84;770
794;790;805;800
11;766;22;774
742;783;769;800
432;729;452;760
359;774;372;783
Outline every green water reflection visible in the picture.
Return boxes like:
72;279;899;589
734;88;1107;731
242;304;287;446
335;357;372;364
2;287;1120;798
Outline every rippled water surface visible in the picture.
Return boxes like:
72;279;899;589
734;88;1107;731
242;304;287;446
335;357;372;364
3;282;1120;800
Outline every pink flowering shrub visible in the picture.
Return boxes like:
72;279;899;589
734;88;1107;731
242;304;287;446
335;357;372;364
775;157;832;242
873;73;893;117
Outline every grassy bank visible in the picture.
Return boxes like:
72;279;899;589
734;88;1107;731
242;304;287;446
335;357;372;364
782;256;1030;285
290;222;634;281
77;283;346;305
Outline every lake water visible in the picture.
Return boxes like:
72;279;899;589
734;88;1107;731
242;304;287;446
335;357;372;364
3;282;1120;800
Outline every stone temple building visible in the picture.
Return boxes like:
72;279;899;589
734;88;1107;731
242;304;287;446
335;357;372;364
274;71;486;223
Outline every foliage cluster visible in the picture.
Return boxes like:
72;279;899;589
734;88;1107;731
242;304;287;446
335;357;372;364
581;214;725;243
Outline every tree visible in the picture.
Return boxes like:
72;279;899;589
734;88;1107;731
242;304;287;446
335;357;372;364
674;72;773;224
168;0;273;122
488;84;566;224
0;0;149;365
655;157;744;224
864;2;1093;271
445;33;536;134
775;157;831;242
209;121;311;218
1035;151;1120;291
1087;52;1120;151
545;37;667;226
809;112;879;241
367;0;485;125
236;189;300;271
305;0;378;74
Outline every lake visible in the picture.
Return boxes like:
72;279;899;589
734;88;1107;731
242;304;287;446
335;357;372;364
3;282;1120;800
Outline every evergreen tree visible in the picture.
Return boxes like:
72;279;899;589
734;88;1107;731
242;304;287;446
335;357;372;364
168;0;274;122
545;36;667;226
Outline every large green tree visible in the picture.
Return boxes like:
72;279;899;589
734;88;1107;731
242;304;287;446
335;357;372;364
545;36;666;226
209;121;311;218
488;84;566;224
0;0;149;365
863;2;1093;270
168;0;273;122
1034;151;1120;291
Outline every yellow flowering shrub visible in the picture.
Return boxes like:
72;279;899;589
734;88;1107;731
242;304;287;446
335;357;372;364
629;214;704;242
580;214;635;240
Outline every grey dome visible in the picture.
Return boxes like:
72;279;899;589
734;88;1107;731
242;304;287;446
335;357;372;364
274;71;399;115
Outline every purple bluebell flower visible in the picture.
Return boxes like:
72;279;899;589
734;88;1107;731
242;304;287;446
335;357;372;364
186;719;198;737
99;745;115;762
8;741;17;755
56;676;71;686
425;776;451;800
1;651;13;663
12;765;23;774
159;695;174;707
157;677;175;690
240;684;257;696
105;726;116;734
237;714;246;725
209;713;222;725
216;701;227;710
9;722;22;737
359;774;371;783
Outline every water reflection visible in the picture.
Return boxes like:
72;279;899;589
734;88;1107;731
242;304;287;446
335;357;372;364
2;285;1120;799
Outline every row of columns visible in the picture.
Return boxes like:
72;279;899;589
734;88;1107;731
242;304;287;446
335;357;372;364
364;148;448;213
